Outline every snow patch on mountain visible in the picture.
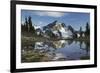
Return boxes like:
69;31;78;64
35;20;74;39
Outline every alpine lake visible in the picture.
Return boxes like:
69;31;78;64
21;36;90;63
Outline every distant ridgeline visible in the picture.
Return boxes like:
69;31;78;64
21;16;90;39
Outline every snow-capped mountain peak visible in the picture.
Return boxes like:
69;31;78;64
35;20;74;39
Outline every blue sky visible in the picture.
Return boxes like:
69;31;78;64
21;10;90;31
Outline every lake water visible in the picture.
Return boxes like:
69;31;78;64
21;40;90;62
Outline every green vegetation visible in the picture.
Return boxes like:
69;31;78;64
21;50;50;62
80;56;90;60
21;16;90;62
21;16;35;35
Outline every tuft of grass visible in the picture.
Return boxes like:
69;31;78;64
21;50;48;62
80;56;90;60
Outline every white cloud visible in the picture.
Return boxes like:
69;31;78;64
35;11;66;18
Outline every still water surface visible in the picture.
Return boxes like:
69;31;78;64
21;40;90;62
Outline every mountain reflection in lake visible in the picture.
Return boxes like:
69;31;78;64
21;40;90;62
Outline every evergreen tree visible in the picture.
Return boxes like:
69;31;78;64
85;22;90;35
28;16;31;32
25;17;28;31
28;16;35;33
80;27;82;37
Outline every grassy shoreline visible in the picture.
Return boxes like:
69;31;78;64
22;35;90;42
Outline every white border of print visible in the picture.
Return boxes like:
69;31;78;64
16;4;94;69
